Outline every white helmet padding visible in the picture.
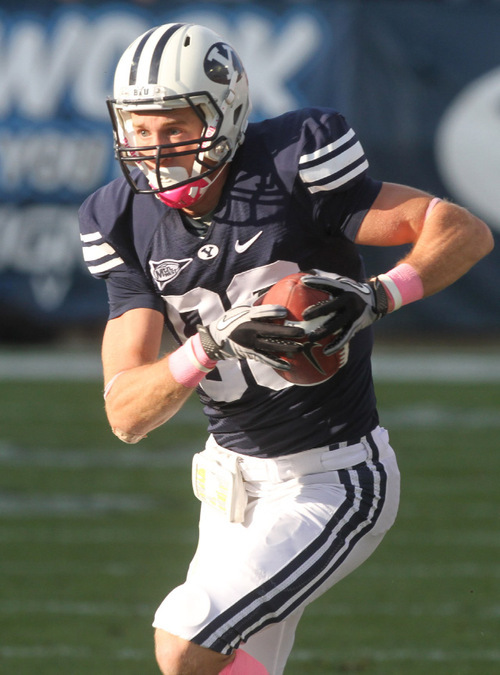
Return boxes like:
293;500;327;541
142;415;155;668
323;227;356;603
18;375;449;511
108;23;251;200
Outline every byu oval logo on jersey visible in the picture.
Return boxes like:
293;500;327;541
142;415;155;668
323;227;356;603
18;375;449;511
204;43;245;85
198;244;219;260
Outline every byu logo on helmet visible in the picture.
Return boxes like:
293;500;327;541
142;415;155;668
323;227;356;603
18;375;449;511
204;43;245;85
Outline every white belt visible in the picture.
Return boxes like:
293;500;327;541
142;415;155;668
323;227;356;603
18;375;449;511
205;432;379;484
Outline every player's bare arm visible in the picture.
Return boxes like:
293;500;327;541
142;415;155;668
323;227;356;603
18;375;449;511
102;306;304;444
302;182;494;354
102;308;195;443
356;182;494;293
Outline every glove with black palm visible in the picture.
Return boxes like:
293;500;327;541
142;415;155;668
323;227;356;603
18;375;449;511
197;305;304;370
300;272;389;354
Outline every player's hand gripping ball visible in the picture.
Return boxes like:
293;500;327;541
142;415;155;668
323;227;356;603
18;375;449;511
256;272;349;386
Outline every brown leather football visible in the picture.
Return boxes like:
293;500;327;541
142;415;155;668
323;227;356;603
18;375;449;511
257;272;349;386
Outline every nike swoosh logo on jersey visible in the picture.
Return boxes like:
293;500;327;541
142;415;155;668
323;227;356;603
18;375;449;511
235;231;263;253
216;309;249;331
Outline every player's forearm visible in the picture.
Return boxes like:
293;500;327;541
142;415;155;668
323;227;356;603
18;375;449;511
399;201;494;297
104;334;219;443
104;358;195;443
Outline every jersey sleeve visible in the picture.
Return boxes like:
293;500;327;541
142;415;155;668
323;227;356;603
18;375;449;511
79;180;164;320
104;270;165;319
295;109;382;240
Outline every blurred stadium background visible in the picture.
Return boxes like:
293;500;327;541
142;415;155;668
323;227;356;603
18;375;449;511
1;0;499;673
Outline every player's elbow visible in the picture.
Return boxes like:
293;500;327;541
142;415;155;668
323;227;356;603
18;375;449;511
107;409;147;444
111;425;146;444
452;205;495;265
479;221;495;258
468;217;494;264
105;402;147;444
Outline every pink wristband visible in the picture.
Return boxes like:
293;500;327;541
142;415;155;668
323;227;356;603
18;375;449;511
168;334;217;388
425;197;442;220
103;370;127;400
377;263;424;312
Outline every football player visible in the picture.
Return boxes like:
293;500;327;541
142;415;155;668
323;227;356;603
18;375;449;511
79;23;493;675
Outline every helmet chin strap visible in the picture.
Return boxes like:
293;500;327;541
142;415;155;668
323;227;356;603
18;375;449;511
156;176;212;209
145;160;224;209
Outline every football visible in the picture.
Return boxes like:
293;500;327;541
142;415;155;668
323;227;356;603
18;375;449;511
256;271;349;386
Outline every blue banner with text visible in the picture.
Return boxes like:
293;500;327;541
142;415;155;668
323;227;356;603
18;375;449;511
1;1;498;341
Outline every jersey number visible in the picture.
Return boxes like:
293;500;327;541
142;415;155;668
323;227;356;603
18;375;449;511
163;261;299;402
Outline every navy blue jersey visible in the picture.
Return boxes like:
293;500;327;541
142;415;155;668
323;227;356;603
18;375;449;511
79;108;382;457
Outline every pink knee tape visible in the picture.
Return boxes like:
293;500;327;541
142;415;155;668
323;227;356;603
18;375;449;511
220;649;270;674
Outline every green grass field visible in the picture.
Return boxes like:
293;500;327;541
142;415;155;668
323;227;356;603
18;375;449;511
1;362;499;674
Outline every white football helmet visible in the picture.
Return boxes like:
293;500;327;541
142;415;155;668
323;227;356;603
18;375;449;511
108;23;251;208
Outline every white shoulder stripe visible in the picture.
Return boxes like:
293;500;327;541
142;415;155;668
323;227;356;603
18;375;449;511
88;257;124;275
81;233;124;274
306;159;369;194
80;231;102;243
299;141;365;186
299;128;355;165
83;242;117;262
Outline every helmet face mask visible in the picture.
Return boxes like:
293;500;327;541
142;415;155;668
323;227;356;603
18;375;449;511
108;24;251;204
107;93;230;194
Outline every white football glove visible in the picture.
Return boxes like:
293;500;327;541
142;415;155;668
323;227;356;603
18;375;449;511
197;305;304;370
300;271;389;354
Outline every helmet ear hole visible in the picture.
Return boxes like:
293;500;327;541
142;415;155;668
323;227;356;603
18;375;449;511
233;104;242;126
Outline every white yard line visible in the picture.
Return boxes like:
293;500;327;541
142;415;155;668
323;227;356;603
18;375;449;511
372;351;500;382
291;647;500;664
0;348;499;381
0;350;102;380
0;643;499;664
